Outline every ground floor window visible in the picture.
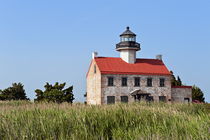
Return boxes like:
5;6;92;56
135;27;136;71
159;96;166;102
121;96;128;103
107;96;115;104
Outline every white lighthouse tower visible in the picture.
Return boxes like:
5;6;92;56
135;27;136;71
116;27;141;64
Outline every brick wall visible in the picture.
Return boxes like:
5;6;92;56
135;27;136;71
171;87;192;103
86;60;102;105
101;74;171;104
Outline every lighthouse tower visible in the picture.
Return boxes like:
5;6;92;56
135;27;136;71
116;27;141;64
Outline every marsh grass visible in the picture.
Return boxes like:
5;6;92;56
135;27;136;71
0;101;209;140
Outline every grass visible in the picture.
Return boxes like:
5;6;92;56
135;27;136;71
0;101;209;140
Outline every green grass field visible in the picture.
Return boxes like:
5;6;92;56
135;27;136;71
0;101;209;140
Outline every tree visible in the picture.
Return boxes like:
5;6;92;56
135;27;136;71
0;83;29;100
177;76;182;86
35;82;74;103
171;71;178;86
170;71;183;86
192;85;205;103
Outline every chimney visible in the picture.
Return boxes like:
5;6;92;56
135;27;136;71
156;55;162;60
92;52;98;59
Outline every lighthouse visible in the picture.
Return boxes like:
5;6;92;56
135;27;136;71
116;27;141;64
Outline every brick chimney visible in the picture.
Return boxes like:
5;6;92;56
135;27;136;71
156;55;162;60
92;52;98;59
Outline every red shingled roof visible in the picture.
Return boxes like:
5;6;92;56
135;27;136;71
94;57;171;75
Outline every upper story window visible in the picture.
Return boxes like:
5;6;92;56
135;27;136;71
122;77;127;86
160;78;165;87
108;77;114;86
134;77;140;87
147;78;152;87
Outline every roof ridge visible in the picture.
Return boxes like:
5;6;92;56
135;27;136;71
95;57;162;60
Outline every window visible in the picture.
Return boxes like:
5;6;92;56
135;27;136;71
122;77;127;86
121;37;136;42
148;96;154;102
121;96;128;103
184;98;190;103
94;65;96;74
108;77;114;86
134;77;140;87
107;96;115;104
160;78;165;87
147;78;152;87
159;96;166;102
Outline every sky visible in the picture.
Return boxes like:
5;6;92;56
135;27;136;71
0;0;209;102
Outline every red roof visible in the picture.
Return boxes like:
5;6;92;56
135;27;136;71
94;57;171;75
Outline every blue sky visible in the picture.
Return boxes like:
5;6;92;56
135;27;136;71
0;0;209;102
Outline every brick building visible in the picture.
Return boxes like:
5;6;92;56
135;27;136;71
86;27;192;105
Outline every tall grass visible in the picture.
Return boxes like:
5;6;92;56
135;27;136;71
0;101;209;140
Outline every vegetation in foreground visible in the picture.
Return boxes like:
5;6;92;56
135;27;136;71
0;101;209;140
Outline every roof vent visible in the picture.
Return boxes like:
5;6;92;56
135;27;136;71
156;55;162;60
92;52;98;59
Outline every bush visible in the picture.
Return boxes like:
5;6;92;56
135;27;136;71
35;82;74;103
0;83;29;101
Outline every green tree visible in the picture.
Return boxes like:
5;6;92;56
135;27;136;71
177;76;182;86
0;83;29;100
171;71;178;86
35;82;74;103
192;85;205;102
170;71;183;86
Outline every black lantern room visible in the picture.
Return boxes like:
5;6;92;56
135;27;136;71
116;27;141;51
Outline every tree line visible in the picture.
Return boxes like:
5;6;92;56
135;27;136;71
0;82;74;103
